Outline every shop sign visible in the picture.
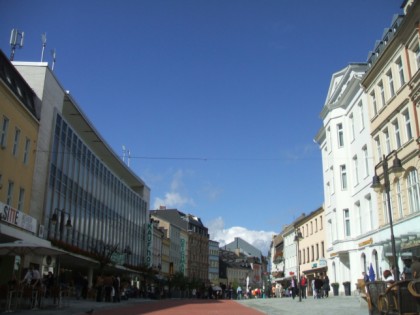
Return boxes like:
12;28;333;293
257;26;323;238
0;201;37;233
318;258;327;267
358;238;373;248
401;239;420;250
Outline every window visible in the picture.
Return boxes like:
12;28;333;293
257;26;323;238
407;169;420;213
396;179;403;219
0;116;9;148
315;218;318;232
375;136;382;162
378;81;385;107
23;138;30;164
311;245;314;262
384;128;391;154
371;91;378;116
340;164;347;190
320;216;323;230
403;110;413;140
344;209;351;237
6;181;14;205
337;123;344;147
393;119;401;149
306;224;308;237
358;101;365;130
366;194;374;230
397;58;405;86
17;188;25;211
387;70;395;98
362;146;369;178
382;191;391;224
350;114;355;141
12;128;20;157
316;243;319;260
356;201;362;234
353;155;359;185
321;241;324;257
416;46;420;69
310;221;313;234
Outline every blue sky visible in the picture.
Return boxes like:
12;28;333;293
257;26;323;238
0;0;402;254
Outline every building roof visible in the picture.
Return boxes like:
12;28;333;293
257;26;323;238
0;49;38;119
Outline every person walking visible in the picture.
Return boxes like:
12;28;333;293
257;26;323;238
314;275;324;299
236;285;242;300
323;275;330;298
300;275;307;299
290;276;297;299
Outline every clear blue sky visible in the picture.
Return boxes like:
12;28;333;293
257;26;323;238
0;0;402;253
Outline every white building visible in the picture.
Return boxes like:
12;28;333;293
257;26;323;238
315;64;381;292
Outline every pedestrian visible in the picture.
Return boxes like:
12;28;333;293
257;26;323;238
323;275;330;298
113;275;121;302
314;275;324;299
96;274;104;302
290;277;297;299
236;285;242;300
74;272;83;300
300;275;307;299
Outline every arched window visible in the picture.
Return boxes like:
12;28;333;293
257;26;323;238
372;250;379;280
407;169;420;213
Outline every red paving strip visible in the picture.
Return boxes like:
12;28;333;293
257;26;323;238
90;299;265;315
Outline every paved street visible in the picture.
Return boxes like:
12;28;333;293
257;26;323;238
12;295;369;315
238;295;369;315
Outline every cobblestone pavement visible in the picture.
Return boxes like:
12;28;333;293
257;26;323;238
10;295;368;315
237;295;369;315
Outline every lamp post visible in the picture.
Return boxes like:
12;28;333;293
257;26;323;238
371;151;404;281
294;228;303;302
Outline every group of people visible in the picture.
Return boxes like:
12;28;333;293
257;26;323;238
95;274;121;302
286;274;329;299
362;256;420;284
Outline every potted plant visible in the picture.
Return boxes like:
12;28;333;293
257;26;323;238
342;281;351;296
331;283;339;296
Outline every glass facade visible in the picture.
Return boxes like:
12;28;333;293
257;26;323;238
44;114;148;266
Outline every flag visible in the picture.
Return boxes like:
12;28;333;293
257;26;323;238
369;263;376;282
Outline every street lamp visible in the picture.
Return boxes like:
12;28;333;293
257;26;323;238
294;228;303;302
371;151;404;281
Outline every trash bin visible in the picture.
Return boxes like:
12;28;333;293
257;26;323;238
332;284;339;296
343;282;351;296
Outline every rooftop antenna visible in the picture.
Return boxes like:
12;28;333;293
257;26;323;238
51;49;56;71
127;149;131;168
9;29;24;61
41;33;47;62
122;145;126;163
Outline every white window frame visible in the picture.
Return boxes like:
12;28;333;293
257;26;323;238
375;136;382;163
353;155;359;186
12;128;21;157
337;123;344;147
358;101;365;131
384;128;391;155
0;116;9;148
371;91;378;116
396;179;403;219
397;58;405;87
23;137;31;164
387;69;395;98
407;169;420;214
363;146;369;178
403;109;413;141
344;209;351;237
350;114;355;141
393;119;401;149
379;81;386;108
340;164;347;190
